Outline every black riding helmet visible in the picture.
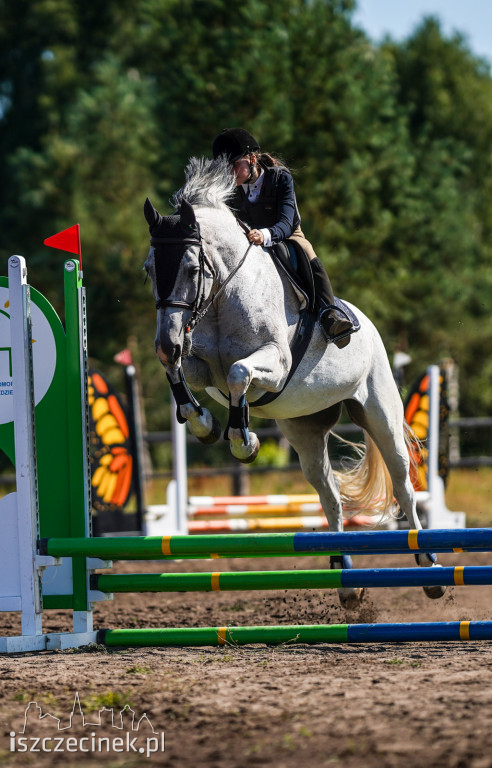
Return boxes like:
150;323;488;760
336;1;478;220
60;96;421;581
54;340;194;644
212;128;260;162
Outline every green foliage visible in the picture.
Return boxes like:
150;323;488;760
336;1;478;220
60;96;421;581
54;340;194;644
254;439;289;468
1;0;492;434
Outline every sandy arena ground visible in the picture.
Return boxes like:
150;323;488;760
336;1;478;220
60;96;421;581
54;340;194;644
1;550;492;768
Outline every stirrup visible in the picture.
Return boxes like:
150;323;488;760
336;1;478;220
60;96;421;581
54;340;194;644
318;305;353;348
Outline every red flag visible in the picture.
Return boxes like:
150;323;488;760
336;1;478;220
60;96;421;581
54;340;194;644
114;349;133;366
44;224;82;268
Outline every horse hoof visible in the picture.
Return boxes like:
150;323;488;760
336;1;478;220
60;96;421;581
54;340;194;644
231;437;261;464
196;414;221;444
237;439;261;464
416;555;446;598
338;587;364;610
423;584;447;600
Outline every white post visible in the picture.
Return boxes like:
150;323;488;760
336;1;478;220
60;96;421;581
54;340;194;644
171;406;188;534
427;365;440;501
425;365;465;529
8;255;42;637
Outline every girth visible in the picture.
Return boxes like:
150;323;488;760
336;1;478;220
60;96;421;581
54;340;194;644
250;309;316;407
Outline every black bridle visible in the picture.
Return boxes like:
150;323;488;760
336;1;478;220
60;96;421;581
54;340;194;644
150;223;253;333
149;232;211;331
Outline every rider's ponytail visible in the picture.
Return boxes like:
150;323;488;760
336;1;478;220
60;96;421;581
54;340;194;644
258;152;290;171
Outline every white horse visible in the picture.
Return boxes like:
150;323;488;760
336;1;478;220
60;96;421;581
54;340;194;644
144;156;444;606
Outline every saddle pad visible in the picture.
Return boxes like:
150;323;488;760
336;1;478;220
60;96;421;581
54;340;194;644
334;296;360;331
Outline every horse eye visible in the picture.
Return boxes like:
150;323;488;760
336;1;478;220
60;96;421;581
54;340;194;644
188;265;200;277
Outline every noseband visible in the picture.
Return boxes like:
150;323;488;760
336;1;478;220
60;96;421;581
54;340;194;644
150;224;253;333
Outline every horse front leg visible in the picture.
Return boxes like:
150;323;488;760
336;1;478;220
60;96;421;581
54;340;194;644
166;360;221;444
226;343;289;462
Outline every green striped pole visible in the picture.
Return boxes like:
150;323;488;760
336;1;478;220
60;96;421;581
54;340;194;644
40;528;492;560
94;569;343;592
99;624;349;646
41;533;319;559
92;565;492;593
97;621;492;647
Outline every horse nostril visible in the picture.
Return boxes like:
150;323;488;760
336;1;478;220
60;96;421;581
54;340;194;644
155;342;181;366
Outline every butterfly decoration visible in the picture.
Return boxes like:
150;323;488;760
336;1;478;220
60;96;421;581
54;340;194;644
404;367;450;492
88;368;133;511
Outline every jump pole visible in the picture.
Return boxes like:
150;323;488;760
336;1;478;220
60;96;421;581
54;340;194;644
91;565;492;593
98;621;492;647
40;528;492;559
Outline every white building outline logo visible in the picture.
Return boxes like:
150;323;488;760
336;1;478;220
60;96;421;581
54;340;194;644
19;692;157;733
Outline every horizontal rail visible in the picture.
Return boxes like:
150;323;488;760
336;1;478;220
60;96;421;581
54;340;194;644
449;457;492;468
40;528;492;560
143;423;364;444
97;621;492;647
144;418;492;445
92;566;492;593
188;493;321;508
449;417;492;428
187;516;373;533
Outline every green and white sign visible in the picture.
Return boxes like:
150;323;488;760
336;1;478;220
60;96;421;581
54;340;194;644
0;286;57;425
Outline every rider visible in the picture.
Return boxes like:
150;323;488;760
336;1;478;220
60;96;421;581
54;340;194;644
212;127;353;348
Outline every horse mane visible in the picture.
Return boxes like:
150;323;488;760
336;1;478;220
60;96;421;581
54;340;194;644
171;156;236;211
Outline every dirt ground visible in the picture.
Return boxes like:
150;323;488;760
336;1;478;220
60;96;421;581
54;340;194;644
1;550;492;768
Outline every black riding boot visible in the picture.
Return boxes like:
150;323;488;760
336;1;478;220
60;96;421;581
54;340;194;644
310;258;352;348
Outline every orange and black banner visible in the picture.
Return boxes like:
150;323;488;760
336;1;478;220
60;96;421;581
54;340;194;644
88;368;133;512
404;367;450;491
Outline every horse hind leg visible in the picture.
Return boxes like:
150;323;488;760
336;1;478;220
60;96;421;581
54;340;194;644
277;407;364;610
344;398;446;600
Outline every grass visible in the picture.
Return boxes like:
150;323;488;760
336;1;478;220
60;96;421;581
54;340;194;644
80;691;133;712
445;468;492;527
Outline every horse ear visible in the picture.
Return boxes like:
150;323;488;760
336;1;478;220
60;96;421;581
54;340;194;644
179;198;196;230
144;197;162;230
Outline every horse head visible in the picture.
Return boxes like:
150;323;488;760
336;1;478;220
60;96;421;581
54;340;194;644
144;197;214;367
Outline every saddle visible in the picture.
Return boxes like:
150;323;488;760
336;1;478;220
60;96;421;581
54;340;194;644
250;240;317;408
247;233;359;407
270;240;316;314
270;240;360;334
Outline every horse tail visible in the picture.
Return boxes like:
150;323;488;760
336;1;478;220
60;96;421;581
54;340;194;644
333;431;395;519
403;419;425;491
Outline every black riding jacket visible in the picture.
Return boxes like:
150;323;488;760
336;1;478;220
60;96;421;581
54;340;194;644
231;166;301;244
